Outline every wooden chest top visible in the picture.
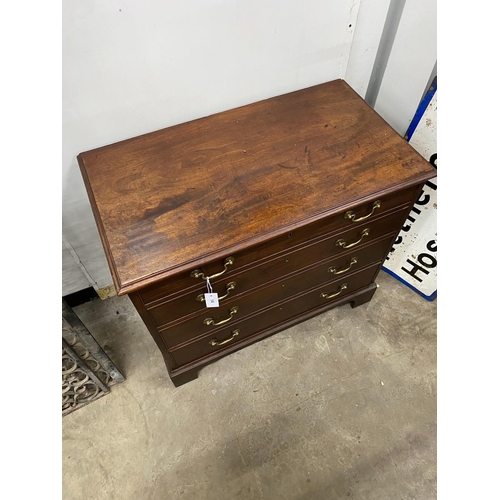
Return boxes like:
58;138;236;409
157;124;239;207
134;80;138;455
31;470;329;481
78;79;435;295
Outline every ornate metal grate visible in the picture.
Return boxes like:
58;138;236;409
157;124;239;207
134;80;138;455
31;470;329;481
62;299;124;416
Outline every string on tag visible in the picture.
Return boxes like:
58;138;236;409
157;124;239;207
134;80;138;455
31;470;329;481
204;278;219;307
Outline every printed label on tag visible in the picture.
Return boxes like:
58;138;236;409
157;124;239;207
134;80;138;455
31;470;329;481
204;293;219;308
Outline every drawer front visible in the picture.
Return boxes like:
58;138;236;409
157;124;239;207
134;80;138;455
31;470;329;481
138;187;417;305
168;263;380;366
159;257;382;350
148;233;395;329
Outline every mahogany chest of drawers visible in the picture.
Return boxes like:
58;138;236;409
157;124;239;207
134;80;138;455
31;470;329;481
78;80;435;386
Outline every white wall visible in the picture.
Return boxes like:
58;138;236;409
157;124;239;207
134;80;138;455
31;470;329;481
346;0;437;135
374;0;437;135
62;0;436;297
345;0;392;98
62;238;90;294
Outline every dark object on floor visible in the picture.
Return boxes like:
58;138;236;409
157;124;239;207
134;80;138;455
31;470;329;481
63;287;99;308
62;299;125;416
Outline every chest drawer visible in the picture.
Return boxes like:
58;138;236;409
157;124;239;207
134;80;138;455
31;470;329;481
78;79;437;386
148;233;395;329
139;201;413;307
158;256;381;349
168;262;380;366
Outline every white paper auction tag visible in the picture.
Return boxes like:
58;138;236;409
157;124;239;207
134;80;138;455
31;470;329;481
204;293;219;308
204;278;219;308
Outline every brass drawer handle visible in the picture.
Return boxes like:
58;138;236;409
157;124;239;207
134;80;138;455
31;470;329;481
203;306;239;326
344;200;381;222
321;283;348;299
328;257;358;275
190;257;235;280
196;281;236;302
336;228;370;249
209;329;240;346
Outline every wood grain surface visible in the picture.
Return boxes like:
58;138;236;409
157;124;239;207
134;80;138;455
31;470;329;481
168;263;381;366
78;79;435;295
144;234;395;326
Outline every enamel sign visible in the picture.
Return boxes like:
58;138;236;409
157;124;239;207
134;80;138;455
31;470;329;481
382;78;437;300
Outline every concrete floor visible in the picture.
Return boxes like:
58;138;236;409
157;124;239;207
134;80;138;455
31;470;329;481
62;271;436;500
